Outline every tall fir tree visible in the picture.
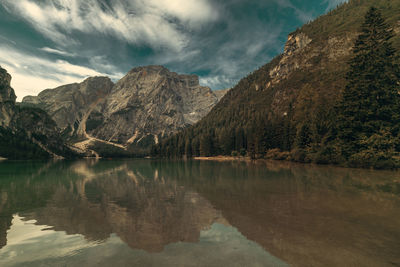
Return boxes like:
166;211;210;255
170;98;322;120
337;7;400;159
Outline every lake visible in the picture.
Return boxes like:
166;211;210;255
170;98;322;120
0;159;399;266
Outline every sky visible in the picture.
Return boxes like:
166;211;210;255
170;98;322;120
0;0;347;100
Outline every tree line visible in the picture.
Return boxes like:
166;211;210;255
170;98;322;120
152;7;400;169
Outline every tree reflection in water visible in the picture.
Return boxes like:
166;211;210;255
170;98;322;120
0;159;399;266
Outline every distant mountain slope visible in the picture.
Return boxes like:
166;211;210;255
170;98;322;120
94;65;226;145
0;67;16;128
155;0;400;162
23;77;114;138
0;66;77;159
23;65;227;155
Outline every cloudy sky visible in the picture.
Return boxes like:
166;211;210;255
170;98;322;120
0;0;346;100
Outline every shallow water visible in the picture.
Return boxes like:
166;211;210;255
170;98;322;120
0;159;399;266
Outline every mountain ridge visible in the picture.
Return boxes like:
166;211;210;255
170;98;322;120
21;65;228;156
154;0;400;168
0;66;78;159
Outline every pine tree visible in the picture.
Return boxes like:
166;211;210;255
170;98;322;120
200;135;213;156
337;7;400;167
184;138;192;157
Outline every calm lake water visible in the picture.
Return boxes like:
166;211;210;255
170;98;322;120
0;159;399;267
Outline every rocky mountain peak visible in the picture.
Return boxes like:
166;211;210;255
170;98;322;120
156;0;400;161
95;66;227;146
79;76;113;93
267;32;313;91
128;65;168;74
116;65;201;94
22;76;114;136
0;66;16;127
21;65;227;153
0;66;78;159
0;66;16;104
284;33;312;56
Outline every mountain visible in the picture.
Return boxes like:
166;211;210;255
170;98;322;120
22;76;114;138
0;67;16;128
22;65;227;156
155;0;400;167
0;66;78;159
93;66;226;145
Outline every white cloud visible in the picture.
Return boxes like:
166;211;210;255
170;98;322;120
3;0;218;51
88;56;124;76
40;47;76;57
0;34;16;45
193;22;280;90
200;75;235;90
144;0;218;26
0;45;123;101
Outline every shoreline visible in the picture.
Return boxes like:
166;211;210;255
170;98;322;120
194;156;250;162
193;155;400;171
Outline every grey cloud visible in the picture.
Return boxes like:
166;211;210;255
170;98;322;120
3;0;218;51
0;0;339;96
40;47;76;57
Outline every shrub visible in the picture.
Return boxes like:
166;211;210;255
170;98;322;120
313;144;342;164
266;148;290;160
348;149;396;169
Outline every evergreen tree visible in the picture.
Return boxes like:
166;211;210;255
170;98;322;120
184;138;192;157
200;135;213;156
337;7;400;158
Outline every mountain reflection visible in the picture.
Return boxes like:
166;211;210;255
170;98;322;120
9;160;227;253
0;159;399;266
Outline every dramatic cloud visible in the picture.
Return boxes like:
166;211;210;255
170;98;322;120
0;0;339;99
0;45;123;100
2;0;218;51
40;47;76;57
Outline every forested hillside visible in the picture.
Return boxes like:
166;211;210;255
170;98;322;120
0;67;78;159
154;0;400;169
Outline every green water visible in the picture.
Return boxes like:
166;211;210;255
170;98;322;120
0;159;399;266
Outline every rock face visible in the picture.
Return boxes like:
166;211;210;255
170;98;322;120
94;65;226;145
0;66;77;159
269;32;313;85
0;67;16;127
266;30;357;116
156;0;400;158
23;77;114;137
23;66;227;149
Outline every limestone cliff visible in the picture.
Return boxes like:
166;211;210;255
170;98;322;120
0;66;78;159
22;76;114;137
266;30;357;117
94;65;226;145
155;0;400;158
0;67;16;127
23;66;227;152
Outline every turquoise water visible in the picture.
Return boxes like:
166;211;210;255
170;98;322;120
0;159;399;266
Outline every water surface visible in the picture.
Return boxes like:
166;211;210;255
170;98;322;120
0;159;399;266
